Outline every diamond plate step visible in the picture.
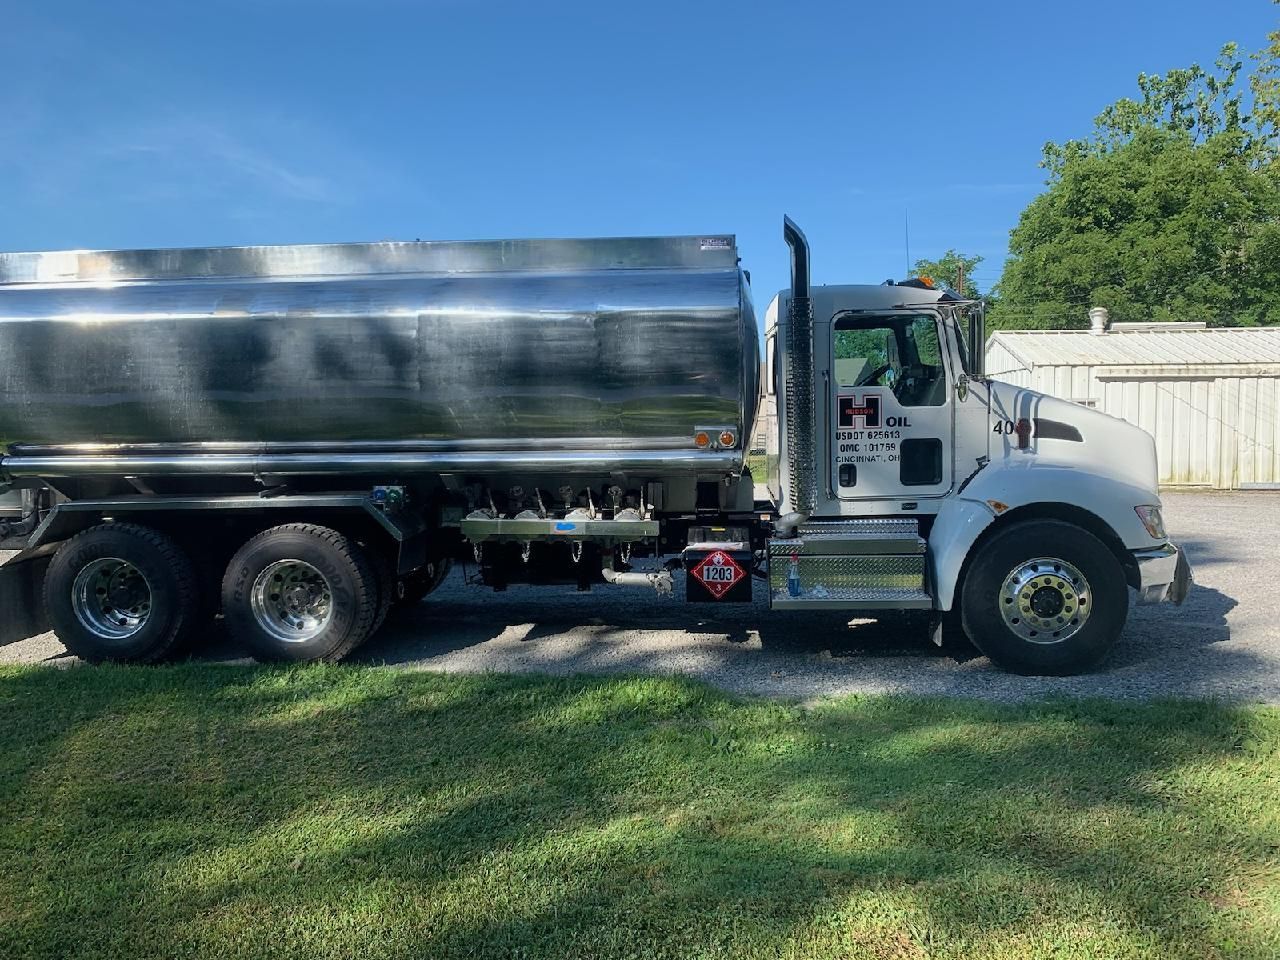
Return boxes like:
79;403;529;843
769;587;933;611
776;518;925;556
798;518;920;538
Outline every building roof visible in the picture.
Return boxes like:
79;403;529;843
987;327;1280;370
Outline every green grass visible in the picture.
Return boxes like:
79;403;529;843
1;666;1278;959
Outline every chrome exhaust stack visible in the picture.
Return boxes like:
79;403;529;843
779;216;815;534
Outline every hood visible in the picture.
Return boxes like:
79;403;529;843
986;379;1161;500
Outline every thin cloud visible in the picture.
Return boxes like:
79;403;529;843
0;104;424;221
944;182;1044;194
204;133;334;204
102;121;337;205
847;182;1044;203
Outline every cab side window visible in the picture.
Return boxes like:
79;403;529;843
833;314;945;407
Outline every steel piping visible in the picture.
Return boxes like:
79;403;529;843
0;449;742;480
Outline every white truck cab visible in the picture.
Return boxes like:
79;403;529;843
759;218;1189;672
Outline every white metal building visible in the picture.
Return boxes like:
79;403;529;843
986;323;1280;489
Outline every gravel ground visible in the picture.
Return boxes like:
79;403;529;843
2;490;1275;703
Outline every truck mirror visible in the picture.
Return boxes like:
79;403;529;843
968;304;986;377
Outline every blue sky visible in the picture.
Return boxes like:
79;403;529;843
1;0;1276;306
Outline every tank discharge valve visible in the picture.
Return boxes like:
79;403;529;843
600;560;674;596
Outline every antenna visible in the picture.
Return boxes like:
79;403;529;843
903;209;911;277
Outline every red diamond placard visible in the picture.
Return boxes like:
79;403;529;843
690;550;746;600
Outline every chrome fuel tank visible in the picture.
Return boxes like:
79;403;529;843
0;236;759;477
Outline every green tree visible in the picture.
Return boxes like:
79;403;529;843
993;27;1280;329
1251;1;1280;154
910;250;984;300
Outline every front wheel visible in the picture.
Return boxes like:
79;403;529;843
960;519;1128;675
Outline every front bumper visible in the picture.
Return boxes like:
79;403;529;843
1132;543;1192;605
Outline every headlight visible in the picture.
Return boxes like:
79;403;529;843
1134;505;1166;539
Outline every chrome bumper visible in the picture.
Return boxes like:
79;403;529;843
1133;543;1192;605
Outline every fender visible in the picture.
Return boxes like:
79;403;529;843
929;457;1166;610
928;496;995;611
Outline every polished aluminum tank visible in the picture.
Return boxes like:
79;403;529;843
0;236;758;479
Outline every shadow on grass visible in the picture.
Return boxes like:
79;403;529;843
1;666;1276;959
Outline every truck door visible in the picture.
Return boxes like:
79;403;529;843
831;311;952;501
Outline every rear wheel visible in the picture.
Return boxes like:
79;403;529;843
221;523;379;663
44;523;198;663
960;519;1128;675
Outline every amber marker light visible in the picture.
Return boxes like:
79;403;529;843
718;430;736;448
694;431;711;448
1015;418;1033;449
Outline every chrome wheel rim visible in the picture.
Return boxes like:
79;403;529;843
72;558;153;640
250;559;333;643
999;557;1091;644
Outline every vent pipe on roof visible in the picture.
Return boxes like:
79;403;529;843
1089;306;1110;336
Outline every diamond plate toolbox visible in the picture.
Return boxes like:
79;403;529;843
768;545;926;597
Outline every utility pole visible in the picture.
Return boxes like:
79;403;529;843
955;261;965;297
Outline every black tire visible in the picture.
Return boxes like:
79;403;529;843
959;519;1128;675
362;540;397;633
186;540;231;639
398;558;452;606
44;522;198;664
221;523;379;663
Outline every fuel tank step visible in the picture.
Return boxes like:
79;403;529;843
790;518;925;555
768;588;933;610
767;521;933;610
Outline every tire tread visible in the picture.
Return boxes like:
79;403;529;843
45;522;198;664
222;523;378;663
959;518;1127;675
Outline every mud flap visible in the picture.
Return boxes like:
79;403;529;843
1169;549;1193;605
0;545;55;646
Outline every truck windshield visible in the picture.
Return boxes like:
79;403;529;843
833;313;946;406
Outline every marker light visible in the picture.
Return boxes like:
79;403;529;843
718;430;736;448
1134;505;1166;539
694;431;711;448
1015;418;1032;450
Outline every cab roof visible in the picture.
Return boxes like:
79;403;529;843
764;283;958;332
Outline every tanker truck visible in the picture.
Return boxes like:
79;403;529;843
0;218;1190;673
